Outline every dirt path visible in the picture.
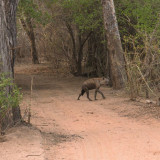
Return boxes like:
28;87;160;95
1;65;160;160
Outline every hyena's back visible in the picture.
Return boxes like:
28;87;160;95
82;78;97;90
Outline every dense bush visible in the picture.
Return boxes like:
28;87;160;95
115;0;160;99
0;74;22;122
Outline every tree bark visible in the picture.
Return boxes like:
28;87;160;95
20;18;39;64
77;31;93;75
77;34;83;75
101;0;127;89
65;22;77;73
0;0;22;129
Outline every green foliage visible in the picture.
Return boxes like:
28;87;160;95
115;0;160;34
0;74;22;115
61;0;103;32
18;0;51;26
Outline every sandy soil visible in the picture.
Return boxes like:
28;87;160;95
1;64;160;160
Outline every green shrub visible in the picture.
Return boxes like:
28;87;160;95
0;74;22;119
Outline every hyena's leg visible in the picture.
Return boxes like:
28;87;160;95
97;89;105;99
77;89;85;100
86;89;92;101
77;93;82;100
95;90;98;100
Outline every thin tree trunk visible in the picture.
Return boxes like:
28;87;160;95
20;18;39;64
77;34;83;75
0;0;22;130
65;22;77;73
77;31;93;75
102;0;127;89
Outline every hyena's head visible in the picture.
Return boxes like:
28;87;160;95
100;77;110;85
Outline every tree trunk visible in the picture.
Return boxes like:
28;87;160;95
101;0;127;89
0;0;22;130
20;18;39;64
77;34;83;75
65;22;77;73
77;49;83;75
77;31;93;75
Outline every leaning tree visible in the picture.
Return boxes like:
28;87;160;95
101;0;127;89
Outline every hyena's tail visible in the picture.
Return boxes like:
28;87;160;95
81;89;85;96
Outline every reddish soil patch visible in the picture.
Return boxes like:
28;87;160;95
1;63;160;160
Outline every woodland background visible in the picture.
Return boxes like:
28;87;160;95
0;0;160;131
17;0;160;98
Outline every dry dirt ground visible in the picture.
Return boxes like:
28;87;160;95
1;63;160;160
